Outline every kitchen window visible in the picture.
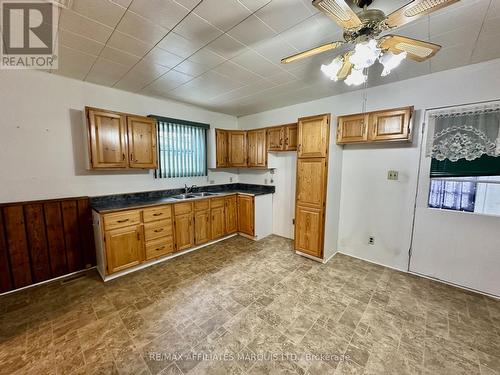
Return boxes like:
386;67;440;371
151;116;209;178
426;102;500;216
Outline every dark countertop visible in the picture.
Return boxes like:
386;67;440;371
90;183;275;213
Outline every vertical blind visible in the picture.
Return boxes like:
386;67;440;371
153;118;208;178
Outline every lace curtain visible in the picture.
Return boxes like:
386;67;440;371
426;102;500;161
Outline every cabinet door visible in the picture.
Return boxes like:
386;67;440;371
298;114;330;158
237;195;254;236
337;114;369;144
228;131;247;167
284;124;298;151
127;116;157;168
87;108;128;169
211;206;225;240
194;210;210;245
369;107;412;142
216;129;229;167
247;129;267;167
267;127;284;151
174;213;194;251
294;206;323;258
225;195;238;234
105;224;143;274
296;158;327;209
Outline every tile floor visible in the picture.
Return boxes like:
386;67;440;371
0;235;499;375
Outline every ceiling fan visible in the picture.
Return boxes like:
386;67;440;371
281;0;459;85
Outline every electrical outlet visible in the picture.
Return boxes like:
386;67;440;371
368;236;375;245
209;180;215;184
387;170;399;181
229;177;233;183
264;179;268;184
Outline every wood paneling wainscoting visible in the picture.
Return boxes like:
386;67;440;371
0;197;95;293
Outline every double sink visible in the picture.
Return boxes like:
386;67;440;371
171;192;220;200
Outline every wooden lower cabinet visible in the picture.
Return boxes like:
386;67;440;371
225;195;238;234
237;195;254;236
174;212;194;252
194;209;210;245
145;236;174;260
211;199;225;240
104;224;143;274
294;206;323;258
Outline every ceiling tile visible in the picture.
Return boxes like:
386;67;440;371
173;12;223;45
471;34;500;64
481;16;500;38
142;47;184;68
194;0;251;31
114;76;147;92
116;11;169;45
173;0;201;10
100;46;141;67
212;61;262;83
430;44;474;73
59;9;114;43
126;59;170;82
71;0;126;27
487;0;500;19
231;49;284;77
107;31;153;56
86;58;130;86
58;29;104;56
175;59;212;77
252;35;298;66
144;69;194;93
208;79;276;102
237;0;270;12
255;0;314;34
188;48;226;67
227;15;276;47
129;0;191;29
111;0;133;8
54;46;96;80
157;32;204;58
430;0;488;36
206;34;246;59
431;24;481;49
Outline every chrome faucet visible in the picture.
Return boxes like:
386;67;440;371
185;184;197;194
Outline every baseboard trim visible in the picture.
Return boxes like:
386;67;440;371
337;251;407;273
0;267;97;296
295;251;324;263
101;234;238;282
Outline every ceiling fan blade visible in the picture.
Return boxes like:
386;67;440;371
379;35;441;62
385;0;460;29
337;52;353;79
281;42;344;64
312;0;362;29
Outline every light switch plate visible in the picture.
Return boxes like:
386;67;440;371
387;170;399;181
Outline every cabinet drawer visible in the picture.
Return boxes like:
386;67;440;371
144;219;173;241
211;197;225;208
194;199;210;211
143;205;171;222
145;236;174;260
174;202;193;215
103;210;141;231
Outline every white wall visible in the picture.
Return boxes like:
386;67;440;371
0;70;239;203
238;58;500;295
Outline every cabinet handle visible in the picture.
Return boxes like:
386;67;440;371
153;213;163;217
156;246;165;251
117;219;129;223
122;153;126;161
137;232;140;241
154;228;164;233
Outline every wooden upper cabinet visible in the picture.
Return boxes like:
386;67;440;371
215;129;229;168
297;114;330;158
105;224;143;274
336;106;413;144
237;195;254;236
228;131;247;167
127;116;157;168
294;205;323;258
87;108;128;169
296;158;327;209
267;126;284;151
369;107;413;142
224;195;238;234
284;124;298;151
337;114;368;144
247;129;267;168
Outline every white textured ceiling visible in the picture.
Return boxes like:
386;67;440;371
35;0;500;115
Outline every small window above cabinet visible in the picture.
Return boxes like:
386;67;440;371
86;107;157;170
336;106;413;145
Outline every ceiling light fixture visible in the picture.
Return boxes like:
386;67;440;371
320;56;344;81
320;39;407;86
379;51;407;76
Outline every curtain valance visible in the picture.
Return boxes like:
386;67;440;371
426;102;500;161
